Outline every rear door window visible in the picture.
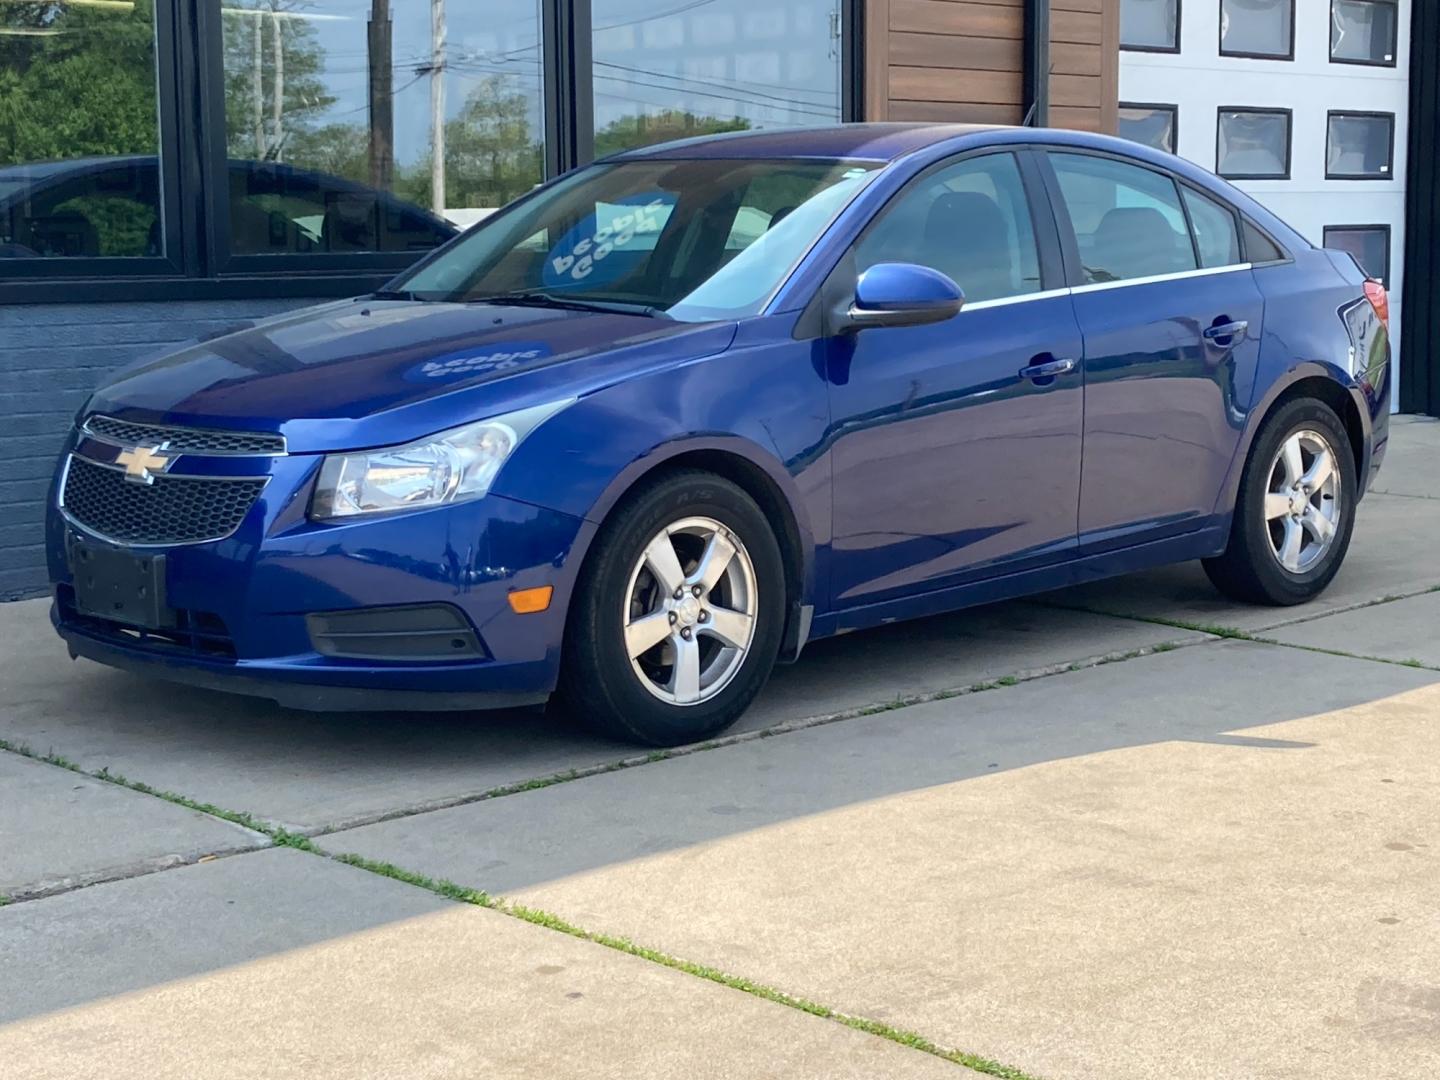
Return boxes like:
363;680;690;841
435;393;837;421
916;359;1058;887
1047;152;1197;284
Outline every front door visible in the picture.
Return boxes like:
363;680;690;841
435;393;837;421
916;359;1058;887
826;151;1085;611
1043;151;1266;550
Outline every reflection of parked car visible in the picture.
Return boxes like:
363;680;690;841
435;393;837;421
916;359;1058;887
0;156;457;258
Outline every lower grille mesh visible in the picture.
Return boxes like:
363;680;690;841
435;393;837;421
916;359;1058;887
62;456;265;544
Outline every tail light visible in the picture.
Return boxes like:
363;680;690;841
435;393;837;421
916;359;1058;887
1363;279;1389;332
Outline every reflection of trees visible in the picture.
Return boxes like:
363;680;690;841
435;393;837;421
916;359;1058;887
222;1;335;163
401;77;542;211
0;0;160;254
595;110;750;156
0;0;158;164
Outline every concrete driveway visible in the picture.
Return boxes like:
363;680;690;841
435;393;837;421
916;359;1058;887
3;416;1438;1079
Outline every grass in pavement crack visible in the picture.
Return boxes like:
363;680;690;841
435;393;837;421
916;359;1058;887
327;850;1041;1079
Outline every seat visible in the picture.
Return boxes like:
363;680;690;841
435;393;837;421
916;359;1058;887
1091;206;1188;281
917;191;1014;302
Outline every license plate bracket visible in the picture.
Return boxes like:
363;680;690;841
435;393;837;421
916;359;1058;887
68;536;172;630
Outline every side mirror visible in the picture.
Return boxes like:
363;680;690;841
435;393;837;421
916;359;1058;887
838;262;965;332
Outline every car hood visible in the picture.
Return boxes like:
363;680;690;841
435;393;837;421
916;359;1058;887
86;299;738;453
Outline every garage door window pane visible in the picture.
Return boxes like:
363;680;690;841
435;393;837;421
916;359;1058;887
1221;0;1292;58
1326;113;1393;178
1049;153;1196;283
0;0;163;258
1218;110;1290;179
221;0;546;255
1324;225;1389;285
1331;0;1398;65
591;0;842;156
1121;0;1178;50
1118;105;1176;153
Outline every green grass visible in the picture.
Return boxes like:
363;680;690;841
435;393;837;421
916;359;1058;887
326;848;1042;1079
0;735;1046;1077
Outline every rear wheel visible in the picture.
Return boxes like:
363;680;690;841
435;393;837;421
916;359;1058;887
1203;398;1357;605
556;470;785;745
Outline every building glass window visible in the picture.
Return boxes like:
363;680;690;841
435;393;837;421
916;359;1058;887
220;0;546;256
1323;224;1390;285
1331;0;1398;66
1118;104;1177;153
1181;187;1241;268
0;0;164;259
1048;152;1197;283
1326;112;1394;178
854;153;1041;304
1217;108;1290;179
1120;0;1179;51
590;0;842;156
1220;0;1293;59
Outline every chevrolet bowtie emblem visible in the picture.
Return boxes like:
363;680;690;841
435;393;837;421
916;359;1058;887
114;442;175;485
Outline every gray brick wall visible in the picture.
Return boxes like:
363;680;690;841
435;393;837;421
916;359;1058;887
0;298;320;600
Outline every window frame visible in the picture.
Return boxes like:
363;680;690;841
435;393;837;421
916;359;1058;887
1324;110;1397;181
1118;102;1179;154
1037;147;1212;287
1329;0;1399;69
1218;0;1296;61
1323;223;1392;285
1120;0;1182;54
0;0;863;304
1215;106;1294;181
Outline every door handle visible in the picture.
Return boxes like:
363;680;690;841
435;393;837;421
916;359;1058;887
1203;320;1249;343
1019;356;1078;382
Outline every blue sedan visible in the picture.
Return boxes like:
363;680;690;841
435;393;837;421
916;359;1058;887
48;124;1391;745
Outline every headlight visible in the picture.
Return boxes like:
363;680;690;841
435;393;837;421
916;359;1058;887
310;399;571;520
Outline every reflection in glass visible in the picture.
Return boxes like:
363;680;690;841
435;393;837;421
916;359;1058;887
1118;105;1176;153
397;158;877;320
1324;225;1389;285
220;0;544;254
1331;0;1397;65
1218;110;1289;178
1221;0;1291;58
590;0;842;156
1120;0;1178;50
0;0;163;258
1326;113;1393;178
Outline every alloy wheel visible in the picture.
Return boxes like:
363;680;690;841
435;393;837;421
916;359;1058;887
1264;429;1342;574
622;516;758;706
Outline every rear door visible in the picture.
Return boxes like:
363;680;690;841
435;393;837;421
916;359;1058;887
1042;150;1266;551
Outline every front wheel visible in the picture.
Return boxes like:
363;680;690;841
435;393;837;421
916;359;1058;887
1204;398;1357;605
556;470;785;746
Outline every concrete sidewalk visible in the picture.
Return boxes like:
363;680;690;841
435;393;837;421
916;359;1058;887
2;415;1438;1078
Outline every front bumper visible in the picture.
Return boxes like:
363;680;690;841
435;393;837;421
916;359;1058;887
48;447;594;711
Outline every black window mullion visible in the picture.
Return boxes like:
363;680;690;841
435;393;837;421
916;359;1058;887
168;0;208;279
544;0;592;174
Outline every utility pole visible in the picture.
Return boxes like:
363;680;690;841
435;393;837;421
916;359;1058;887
252;12;264;156
430;0;446;213
271;6;285;160
367;0;394;189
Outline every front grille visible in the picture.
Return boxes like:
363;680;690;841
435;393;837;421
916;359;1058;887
84;415;286;456
62;455;266;545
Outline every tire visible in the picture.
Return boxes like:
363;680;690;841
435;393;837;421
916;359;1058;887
555;469;786;746
1203;397;1357;606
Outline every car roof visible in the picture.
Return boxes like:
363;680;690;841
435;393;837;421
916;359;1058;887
607;123;1012;163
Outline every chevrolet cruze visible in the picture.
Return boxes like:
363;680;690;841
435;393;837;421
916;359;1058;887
48;124;1391;745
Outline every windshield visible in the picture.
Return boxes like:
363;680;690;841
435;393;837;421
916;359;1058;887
393;158;880;321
